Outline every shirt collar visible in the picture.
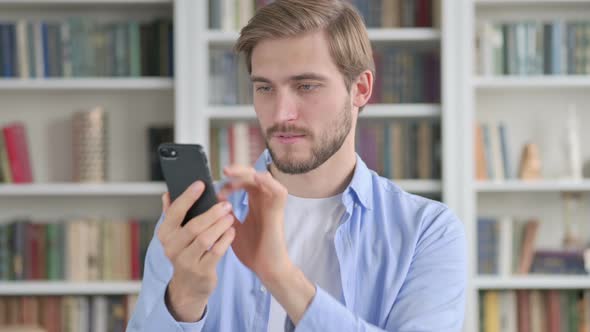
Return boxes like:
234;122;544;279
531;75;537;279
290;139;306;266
241;149;373;210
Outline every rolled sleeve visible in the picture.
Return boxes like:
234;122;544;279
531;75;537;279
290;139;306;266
141;289;208;332
295;286;385;332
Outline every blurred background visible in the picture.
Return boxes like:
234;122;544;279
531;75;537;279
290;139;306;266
0;0;588;331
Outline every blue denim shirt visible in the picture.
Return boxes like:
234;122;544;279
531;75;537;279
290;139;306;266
127;150;467;332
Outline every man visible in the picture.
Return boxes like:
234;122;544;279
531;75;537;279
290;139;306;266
128;0;466;331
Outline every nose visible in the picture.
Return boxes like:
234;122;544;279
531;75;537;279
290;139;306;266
273;90;298;123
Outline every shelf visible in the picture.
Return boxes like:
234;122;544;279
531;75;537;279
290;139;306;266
207;28;441;44
475;0;590;5
363;104;441;118
207;104;441;120
0;78;174;91
0;281;141;295
0;182;166;196
0;0;171;4
394;180;442;193
367;28;441;42
475;180;590;193
474;275;590;289
474;76;590;89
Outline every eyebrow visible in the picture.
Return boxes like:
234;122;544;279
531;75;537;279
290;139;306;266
251;73;329;83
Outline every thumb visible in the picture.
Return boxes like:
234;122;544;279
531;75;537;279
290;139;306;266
161;192;171;213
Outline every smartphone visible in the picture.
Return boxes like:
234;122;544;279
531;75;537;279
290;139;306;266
158;143;218;226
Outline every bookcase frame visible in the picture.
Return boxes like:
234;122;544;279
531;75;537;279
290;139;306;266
466;0;590;331
0;0;479;329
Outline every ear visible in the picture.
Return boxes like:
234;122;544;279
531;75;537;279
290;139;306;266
351;70;373;109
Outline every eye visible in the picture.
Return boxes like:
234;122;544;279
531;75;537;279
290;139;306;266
299;84;318;92
256;86;272;93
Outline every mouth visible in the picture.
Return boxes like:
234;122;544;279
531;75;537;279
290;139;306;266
273;133;306;144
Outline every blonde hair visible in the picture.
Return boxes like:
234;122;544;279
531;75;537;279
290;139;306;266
235;0;375;92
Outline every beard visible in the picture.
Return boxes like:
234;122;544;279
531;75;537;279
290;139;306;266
264;99;352;174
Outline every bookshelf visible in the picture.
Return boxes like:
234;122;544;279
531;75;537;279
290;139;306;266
476;180;590;192
0;0;172;4
0;182;166;196
0;78;174;90
0;0;473;330
475;0;590;6
0;281;141;295
475;76;590;88
465;0;590;330
199;0;460;198
206;28;441;43
207;104;442;120
475;276;590;290
0;2;178;327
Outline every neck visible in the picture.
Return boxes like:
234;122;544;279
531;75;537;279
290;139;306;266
269;137;357;199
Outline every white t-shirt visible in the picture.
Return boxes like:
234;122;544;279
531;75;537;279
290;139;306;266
267;193;346;332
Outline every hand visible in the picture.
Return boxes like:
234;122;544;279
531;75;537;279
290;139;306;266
157;181;236;322
218;165;291;283
219;166;316;325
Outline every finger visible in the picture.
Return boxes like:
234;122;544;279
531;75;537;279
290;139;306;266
223;164;256;176
163;181;205;230
161;192;171;213
189;201;233;236
254;172;286;196
217;178;258;197
163;201;233;255
200;227;236;268
182;213;235;260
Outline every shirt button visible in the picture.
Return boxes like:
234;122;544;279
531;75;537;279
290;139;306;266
260;285;267;293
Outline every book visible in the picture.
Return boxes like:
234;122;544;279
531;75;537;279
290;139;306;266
1;218;153;281
477;19;590;75
517;219;540;274
0;295;135;331
2;123;33;183
0;18;173;78
530;249;587;275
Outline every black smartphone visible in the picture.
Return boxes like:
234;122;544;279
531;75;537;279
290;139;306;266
158;143;218;226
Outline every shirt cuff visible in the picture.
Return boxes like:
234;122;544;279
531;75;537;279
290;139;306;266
295;285;356;331
146;289;208;332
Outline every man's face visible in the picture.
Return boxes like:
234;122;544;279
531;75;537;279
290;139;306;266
250;31;354;174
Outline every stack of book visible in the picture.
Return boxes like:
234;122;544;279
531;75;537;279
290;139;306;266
0;18;173;78
208;47;440;105
0;218;154;281
356;119;441;179
477;20;590;76
370;48;440;104
0;295;136;332
474;121;513;181
209;122;265;180
349;0;437;28
478;217;587;276
479;290;590;332
208;0;439;30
